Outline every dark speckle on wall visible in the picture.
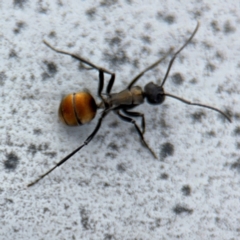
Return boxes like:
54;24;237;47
234;126;240;136
108;121;119;128
4;152;19;171
44;61;58;75
105;152;117;159
210;20;220;32
9;49;18;58
171;73;184;85
0;72;7;86
173;204;193;215
41;61;58;80
13;0;28;8
141;35;151;44
116;163;126;173
104;234;116;240
28;143;37;156
181;185;191;196
160;173;169;180
85;8;97;20
160;142;174;159
156;12;176;24
37;2;48;14
104;49;129;68
205;62;216;73
33;128;42;135
13;21;26;34
191;111;206;123
224;21;235;34
28;143;56;158
80;208;91;230
231;158;240;173
100;0;118;7
108;142;118;151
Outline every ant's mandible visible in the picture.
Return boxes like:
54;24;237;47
28;22;231;187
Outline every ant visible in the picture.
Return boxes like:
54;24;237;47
28;22;231;187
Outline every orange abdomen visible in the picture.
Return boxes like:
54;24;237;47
59;92;97;126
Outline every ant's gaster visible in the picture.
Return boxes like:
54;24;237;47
28;22;231;187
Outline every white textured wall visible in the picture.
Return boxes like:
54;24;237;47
0;1;239;239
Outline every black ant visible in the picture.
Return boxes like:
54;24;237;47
28;22;231;187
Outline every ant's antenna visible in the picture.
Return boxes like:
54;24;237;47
161;22;200;87
164;93;231;122
156;22;231;122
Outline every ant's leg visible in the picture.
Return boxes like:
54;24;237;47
98;70;105;102
43;40;114;76
28;111;108;187
44;40;115;102
115;110;157;159
122;109;146;134
98;71;115;107
98;70;115;97
106;73;115;95
128;47;174;89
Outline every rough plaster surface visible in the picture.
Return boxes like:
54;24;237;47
0;1;240;239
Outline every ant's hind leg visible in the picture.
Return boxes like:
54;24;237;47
27;110;109;187
115;110;157;159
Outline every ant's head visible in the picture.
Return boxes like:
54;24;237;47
144;82;165;105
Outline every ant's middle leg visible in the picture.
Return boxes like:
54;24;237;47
115;110;157;159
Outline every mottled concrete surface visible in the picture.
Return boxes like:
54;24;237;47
0;1;239;239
